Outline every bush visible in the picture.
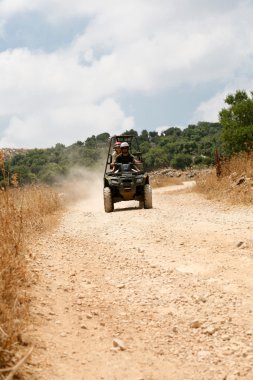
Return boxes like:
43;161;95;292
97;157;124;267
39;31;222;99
194;155;213;166
171;154;192;169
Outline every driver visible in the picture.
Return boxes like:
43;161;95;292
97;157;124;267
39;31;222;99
113;142;139;171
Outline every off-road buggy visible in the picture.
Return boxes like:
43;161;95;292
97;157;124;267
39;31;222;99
103;135;152;212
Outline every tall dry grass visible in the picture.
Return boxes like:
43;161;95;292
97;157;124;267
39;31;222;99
0;151;61;377
196;151;253;204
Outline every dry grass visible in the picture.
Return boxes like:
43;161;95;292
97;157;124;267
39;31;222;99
196;151;253;204
150;175;183;188
0;151;61;377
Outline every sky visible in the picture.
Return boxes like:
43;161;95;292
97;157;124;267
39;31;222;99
1;0;253;148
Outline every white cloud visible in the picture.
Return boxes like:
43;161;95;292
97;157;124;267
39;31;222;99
0;99;133;148
0;48;134;147
192;78;253;123
1;1;253;146
192;92;225;123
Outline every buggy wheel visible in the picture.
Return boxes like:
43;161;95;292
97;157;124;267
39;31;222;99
139;200;144;209
104;187;114;213
144;184;152;209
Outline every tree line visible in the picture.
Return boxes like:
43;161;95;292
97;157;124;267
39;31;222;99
1;90;252;186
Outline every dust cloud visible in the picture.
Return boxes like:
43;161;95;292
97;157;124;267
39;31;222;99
57;167;104;211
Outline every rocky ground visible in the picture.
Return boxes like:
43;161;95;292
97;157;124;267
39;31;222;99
149;167;205;180
26;182;253;380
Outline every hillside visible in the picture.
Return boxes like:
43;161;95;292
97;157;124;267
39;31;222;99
1;148;30;160
0;122;222;186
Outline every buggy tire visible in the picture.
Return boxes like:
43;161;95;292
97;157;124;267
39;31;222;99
139;200;144;209
144;184;152;209
104;187;114;213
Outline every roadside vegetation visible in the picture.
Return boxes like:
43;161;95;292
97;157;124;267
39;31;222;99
1;122;222;186
196;151;253;204
0;151;61;378
196;90;253;204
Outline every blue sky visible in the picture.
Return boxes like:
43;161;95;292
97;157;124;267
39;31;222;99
0;12;87;52
0;0;253;148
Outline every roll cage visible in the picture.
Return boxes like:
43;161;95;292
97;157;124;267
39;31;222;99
104;135;143;175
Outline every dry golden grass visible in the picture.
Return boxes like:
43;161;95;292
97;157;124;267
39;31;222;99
150;175;183;188
0;151;61;377
196;151;253;204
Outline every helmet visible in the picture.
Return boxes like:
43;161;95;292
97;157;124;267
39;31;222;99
120;142;129;148
114;142;121;148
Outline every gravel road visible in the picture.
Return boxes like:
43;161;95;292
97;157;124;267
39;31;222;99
29;183;253;380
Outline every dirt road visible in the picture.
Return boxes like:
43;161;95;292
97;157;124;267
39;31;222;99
28;183;253;380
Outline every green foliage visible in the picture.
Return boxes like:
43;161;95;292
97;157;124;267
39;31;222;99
3;134;109;185
162;127;182;137
122;129;138;137
3;122;222;185
193;155;213;166
85;135;97;148
138;122;221;169
143;146;169;169
96;132;110;143
139;129;149;142
171;154;192;169
219;90;253;154
40;163;64;184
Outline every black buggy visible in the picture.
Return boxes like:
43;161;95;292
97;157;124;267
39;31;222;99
103;135;152;212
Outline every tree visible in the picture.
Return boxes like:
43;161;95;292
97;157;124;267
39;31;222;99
140;141;151;154
96;132;110;143
149;131;158;138
139;129;149;142
85;135;96;148
122;129;138;136
55;143;66;149
219;90;253;154
163;127;182;137
40;163;63;184
143;146;169;169
171;154;192;170
3;121;223;185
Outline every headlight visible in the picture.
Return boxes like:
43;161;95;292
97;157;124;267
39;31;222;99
110;179;118;185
